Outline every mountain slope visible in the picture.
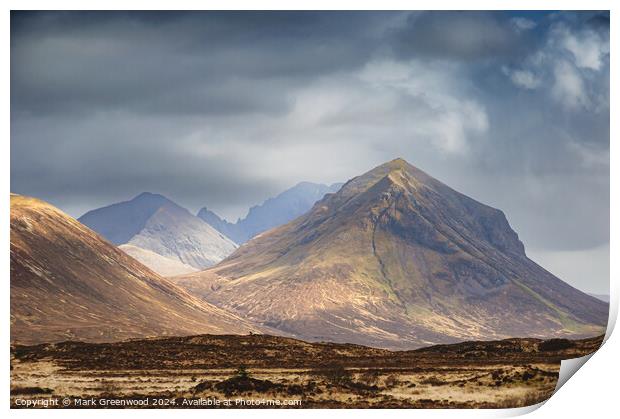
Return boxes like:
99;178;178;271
10;194;259;345
126;202;237;270
118;244;197;276
78;192;172;245
175;159;608;349
197;182;343;243
79;192;237;271
588;293;610;303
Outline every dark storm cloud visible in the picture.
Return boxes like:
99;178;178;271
391;11;532;61
11;11;389;117
10;11;609;292
10;112;284;221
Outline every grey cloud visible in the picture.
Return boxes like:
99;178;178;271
10;11;609;292
11;11;389;117
511;17;537;32
502;17;609;112
392;11;530;61
10;113;284;220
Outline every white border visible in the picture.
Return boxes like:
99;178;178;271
2;0;618;10
3;1;617;417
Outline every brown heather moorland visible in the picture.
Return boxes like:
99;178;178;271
10;334;603;408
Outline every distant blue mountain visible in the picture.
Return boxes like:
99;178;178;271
198;181;343;244
78;192;173;245
77;192;237;274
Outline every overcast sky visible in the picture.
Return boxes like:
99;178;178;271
10;11;609;293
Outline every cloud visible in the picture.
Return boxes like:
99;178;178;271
10;11;389;118
502;67;541;89
502;18;609;113
343;59;489;154
392;11;522;61
552;60;589;110
528;243;609;294
553;24;609;70
511;17;537;32
10;10;609;296
567;140;610;169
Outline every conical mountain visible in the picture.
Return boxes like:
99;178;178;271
78;192;237;274
125;200;237;269
78;192;172;245
174;159;608;349
10;194;260;345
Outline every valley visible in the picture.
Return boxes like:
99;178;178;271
9;159;609;408
10;334;603;408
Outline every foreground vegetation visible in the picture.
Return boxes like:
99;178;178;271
10;334;603;408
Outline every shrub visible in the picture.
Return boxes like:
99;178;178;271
314;364;352;386
384;374;400;388
234;365;250;379
10;386;53;395
359;370;380;385
538;339;574;352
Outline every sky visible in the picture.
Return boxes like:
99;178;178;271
10;11;610;294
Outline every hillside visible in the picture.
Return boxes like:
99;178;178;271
174;159;608;349
78;192;237;273
126;201;237;270
118;244;197;277
197;182;343;243
10;194;259;345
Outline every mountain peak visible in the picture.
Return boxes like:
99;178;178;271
175;161;606;349
78;192;237;272
78;192;177;245
370;158;419;177
337;158;431;201
132;191;172;204
135;191;160;198
10;194;258;344
384;157;410;170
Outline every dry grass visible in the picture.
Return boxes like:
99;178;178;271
10;333;601;408
11;362;561;408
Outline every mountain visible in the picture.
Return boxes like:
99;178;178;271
197;182;343;244
175;159;608;350
10;194;259;345
78;192;237;272
78;192;171;245
197;208;236;240
125;201;237;270
118;244;197;277
588;293;610;303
